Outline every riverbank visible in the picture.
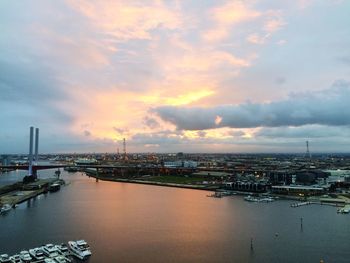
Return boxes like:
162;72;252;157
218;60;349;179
87;174;350;208
88;174;220;191
0;178;63;207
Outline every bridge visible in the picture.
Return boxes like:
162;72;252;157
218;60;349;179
0;163;199;178
0;163;287;177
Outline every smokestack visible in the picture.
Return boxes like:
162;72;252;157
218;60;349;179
29;126;34;176
123;138;126;161
35;128;39;163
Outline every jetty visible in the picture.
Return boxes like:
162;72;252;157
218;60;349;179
290;201;314;207
0;178;64;213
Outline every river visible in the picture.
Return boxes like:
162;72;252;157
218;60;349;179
1;169;349;262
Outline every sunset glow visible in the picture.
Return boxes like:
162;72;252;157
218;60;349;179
1;0;350;153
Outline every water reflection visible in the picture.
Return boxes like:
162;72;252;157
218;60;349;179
0;171;350;263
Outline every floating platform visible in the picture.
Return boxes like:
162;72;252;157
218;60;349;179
290;201;313;207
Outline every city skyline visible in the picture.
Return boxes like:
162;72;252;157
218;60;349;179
1;0;350;153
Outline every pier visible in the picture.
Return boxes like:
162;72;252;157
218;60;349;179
290;201;313;207
0;178;64;209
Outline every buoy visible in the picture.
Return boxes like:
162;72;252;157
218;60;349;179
275;232;279;237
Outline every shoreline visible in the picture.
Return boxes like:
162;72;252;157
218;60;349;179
88;174;220;191
0;178;63;207
86;174;350;206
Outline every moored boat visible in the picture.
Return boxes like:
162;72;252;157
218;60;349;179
54;255;71;263
68;240;91;260
337;208;350;214
55;244;70;257
19;251;31;262
29;247;45;261
44;258;56;263
0;254;11;263
0;204;12;215
244;195;259;202
9;254;21;263
49;183;61;192
42;244;60;258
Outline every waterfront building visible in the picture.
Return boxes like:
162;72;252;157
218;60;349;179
224;181;270;193
163;160;197;168
271;185;326;196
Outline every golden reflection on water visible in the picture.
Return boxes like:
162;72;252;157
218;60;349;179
1;172;348;263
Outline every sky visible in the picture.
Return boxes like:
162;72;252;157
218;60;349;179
1;0;350;154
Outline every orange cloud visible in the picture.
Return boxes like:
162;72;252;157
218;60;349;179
211;2;261;25
203;1;261;42
264;18;286;33
55;1;286;148
247;33;268;44
66;0;183;41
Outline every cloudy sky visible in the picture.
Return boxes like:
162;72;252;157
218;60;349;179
1;0;350;154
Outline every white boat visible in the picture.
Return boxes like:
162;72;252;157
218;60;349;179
9;254;21;263
44;258;56;263
19;251;31;262
29;247;45;261
68;240;91;260
244;195;274;203
0;204;12;214
54;255;71;263
337;208;350;214
48;183;61;192
55;244;70;256
0;254;11;263
42;244;60;258
259;197;275;202
244;195;259;202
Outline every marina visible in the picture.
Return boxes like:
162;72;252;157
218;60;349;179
0;241;91;263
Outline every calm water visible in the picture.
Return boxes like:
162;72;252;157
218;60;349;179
1;170;350;263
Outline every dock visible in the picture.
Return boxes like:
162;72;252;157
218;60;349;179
0;178;64;209
290;201;313;207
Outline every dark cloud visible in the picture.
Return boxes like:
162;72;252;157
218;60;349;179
113;127;128;134
132;132;181;145
154;81;350;130
131;130;183;145
0;59;66;103
255;125;350;139
143;116;160;129
0;59;72;125
83;130;91;137
228;130;245;137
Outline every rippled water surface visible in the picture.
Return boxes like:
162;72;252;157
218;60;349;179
1;170;349;262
